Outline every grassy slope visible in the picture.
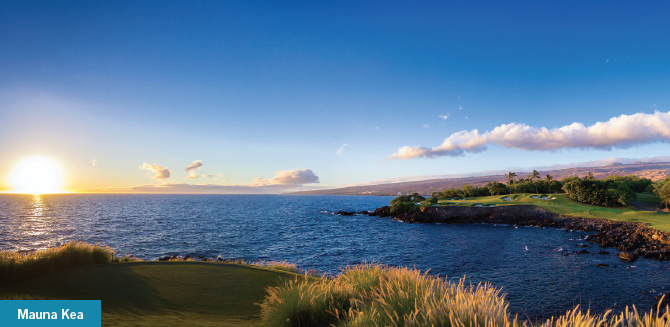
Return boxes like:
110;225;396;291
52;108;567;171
0;262;303;326
438;193;670;232
637;192;661;206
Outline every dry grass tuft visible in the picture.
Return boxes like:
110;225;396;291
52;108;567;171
261;263;670;327
0;242;116;283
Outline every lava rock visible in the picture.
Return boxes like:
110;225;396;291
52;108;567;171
336;211;355;216
619;251;639;263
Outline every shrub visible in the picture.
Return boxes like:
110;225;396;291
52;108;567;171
562;178;636;206
390;201;416;215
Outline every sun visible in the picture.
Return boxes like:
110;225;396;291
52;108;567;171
8;156;64;194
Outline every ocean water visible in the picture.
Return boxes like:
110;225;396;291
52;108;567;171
1;193;669;318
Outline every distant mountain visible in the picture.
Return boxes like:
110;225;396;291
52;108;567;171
289;162;670;196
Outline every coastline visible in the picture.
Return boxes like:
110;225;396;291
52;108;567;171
361;205;670;262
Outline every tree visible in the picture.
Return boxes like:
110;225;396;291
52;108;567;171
657;183;670;209
653;177;670;209
505;172;516;194
584;172;595;181
411;193;425;201
462;185;476;197
532;170;540;194
545;174;554;193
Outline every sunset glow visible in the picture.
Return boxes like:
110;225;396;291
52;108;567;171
8;157;64;194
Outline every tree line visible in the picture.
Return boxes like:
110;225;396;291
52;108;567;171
433;171;658;207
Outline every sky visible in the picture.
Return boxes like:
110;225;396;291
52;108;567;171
1;1;670;193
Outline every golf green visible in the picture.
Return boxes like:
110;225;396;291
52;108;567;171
0;261;302;326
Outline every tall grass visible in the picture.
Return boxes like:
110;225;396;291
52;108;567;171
0;242;118;283
261;263;670;327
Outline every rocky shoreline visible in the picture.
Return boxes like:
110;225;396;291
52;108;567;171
343;205;670;262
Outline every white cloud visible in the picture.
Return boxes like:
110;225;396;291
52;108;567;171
185;160;204;179
438;114;449;120
390;111;670;160
202;174;212;178
140;163;171;180
422;124;430;128
90;159;97;166
257;169;320;185
336;143;349;155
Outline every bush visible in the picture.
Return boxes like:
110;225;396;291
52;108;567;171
420;197;438;208
410;193;425;201
390;195;411;205
562;178;636;206
390;201;416;215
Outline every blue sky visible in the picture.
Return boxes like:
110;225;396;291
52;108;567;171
1;1;670;192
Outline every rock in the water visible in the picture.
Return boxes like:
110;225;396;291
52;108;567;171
598;250;610;255
336;211;355;216
619;251;638;262
595;263;611;267
574;250;589;255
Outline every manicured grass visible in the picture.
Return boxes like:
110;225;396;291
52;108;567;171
437;193;670;232
637;192;661;206
0;261;305;326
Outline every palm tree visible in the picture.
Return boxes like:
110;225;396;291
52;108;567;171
585;172;594;180
545;174;553;193
532;170;540;194
505;172;516;194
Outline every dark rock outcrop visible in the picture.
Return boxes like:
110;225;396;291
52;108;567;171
335;211;355;216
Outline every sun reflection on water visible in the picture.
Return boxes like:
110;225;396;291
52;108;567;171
22;195;52;244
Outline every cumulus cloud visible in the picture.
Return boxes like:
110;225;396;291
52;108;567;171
185;160;204;179
336;143;349;155
90;159;97;166
438;114;449;120
422;124;430;128
252;169;320;186
271;169;320;184
390;111;670;160
202;174;212;178
140;163;171;180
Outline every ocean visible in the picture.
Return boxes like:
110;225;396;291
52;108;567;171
1;193;668;318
